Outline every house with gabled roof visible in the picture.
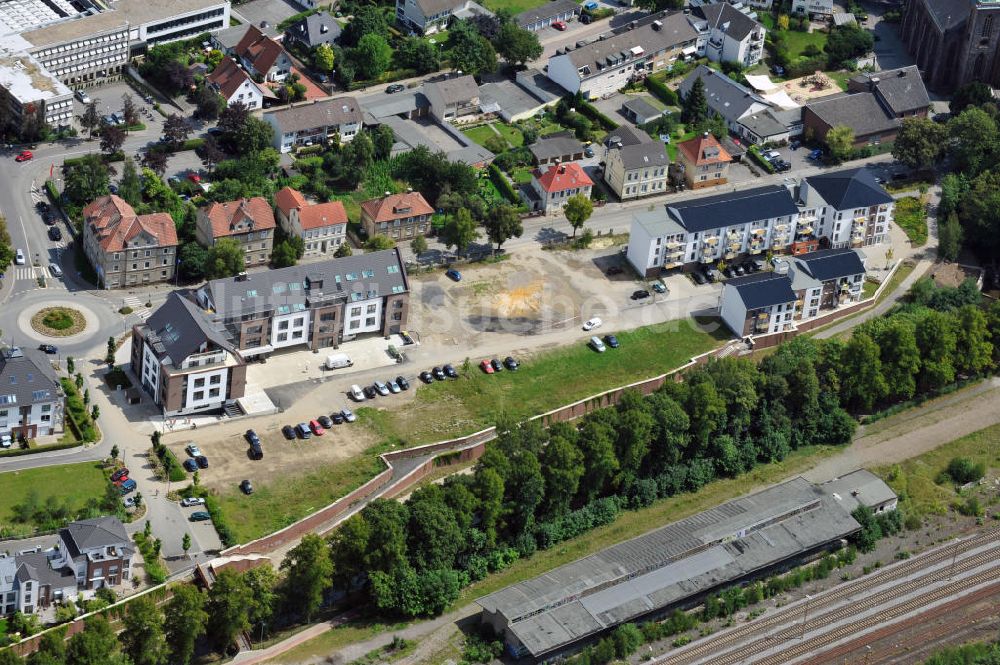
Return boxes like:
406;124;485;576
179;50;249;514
676;132;732;190
522;162;593;213
207;56;274;109
360;191;435;240
196;197;276;267
604;130;670;200
0;346;63;442
82;194;179;289
423;75;481;122
799;167;895;248
235;24;293;82
275;186;349;255
395;0;492;35
284;10;341;48
264;97;363;152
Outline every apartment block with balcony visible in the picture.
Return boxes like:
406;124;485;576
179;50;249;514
720;271;798;336
799;167;895;248
0;347;63;442
196;197;276;267
692;2;765;67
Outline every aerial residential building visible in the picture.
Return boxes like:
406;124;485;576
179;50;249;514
522;162;593;214
0;48;73;134
0;516;133;616
546;11;699;98
479;473;895;659
515;0;579;31
234;24;293;82
192;248;410;354
799;167;894;248
211;23;279;55
283;10;342;48
395;0;492;35
82;194;179;289
691;2;766;67
676;132;732;190
130;292;248;416
264;97;364;152
845;66;931;119
604;133;670;200
620;96;663;126
0;346;62;442
424;74;481;122
678;66;771;135
900;0;1000;92
791;0;833;18
360;191;435;240
275;187;348;255
206;56;273;109
196;197;276;267
528;133;585;166
719;271;799;335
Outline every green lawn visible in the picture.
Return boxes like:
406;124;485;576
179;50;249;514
777;29;829;60
462;122;525;150
479;0;549;14
362;318;724;448
262;621;408;665
893;196;929;246
495;123;524;147
862;278;878;299
0;462;108;534
214;451;387;544
512;166;534;184
461;125;500;148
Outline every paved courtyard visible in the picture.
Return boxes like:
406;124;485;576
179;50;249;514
231;0;301;31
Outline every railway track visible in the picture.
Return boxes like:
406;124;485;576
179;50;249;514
659;527;1000;665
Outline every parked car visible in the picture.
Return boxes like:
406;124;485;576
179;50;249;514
48;227;62;241
122;496;136;509
445;269;462;281
317;415;334;429
185;443;202;457
187;172;201;183
309;419;325;436
75;89;91;104
119;479;137;495
14;150;32;162
35;201;49;213
245;429;260;446
604;334;619;349
38;344;57;354
373;380;390;396
584;146;595;158
631;289;650;300
419;370;434;383
240;479;254;494
48;263;62;277
196;455;209;469
282;424;296;440
651;281;667;294
363;385;377;399
386;83;405;93
180;497;205;507
490;358;504;372
296;422;312;439
691;271;707;285
734;265;745;277
183;458;198;472
552;20;567;30
249;442;263;460
350;384;365;401
809;148;823;161
189;511;211;521
385;379;399;394
583;317;603;331
396;375;410;390
0;434;11;448
590;336;607;353
15;249;25;265
111;467;129;482
443;364;458;378
503;356;519;370
340;408;357;423
480;359;495;374
432;366;446;381
331;411;345;424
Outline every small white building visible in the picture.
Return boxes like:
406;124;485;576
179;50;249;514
792;0;834;18
522;162;593;214
264;97;363;153
206;56;273;109
0;347;63;442
395;0;492;34
423;75;481;123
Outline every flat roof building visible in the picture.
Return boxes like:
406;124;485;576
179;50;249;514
0;44;73;131
478;473;895;659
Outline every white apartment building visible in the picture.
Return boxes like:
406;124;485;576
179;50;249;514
799;168;895;248
692;2;766;68
0;347;63;441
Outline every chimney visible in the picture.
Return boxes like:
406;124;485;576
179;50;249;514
559;164;566;174
385;191;391;197
703;131;709;138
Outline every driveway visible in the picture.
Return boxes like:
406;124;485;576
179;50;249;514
231;0;301;31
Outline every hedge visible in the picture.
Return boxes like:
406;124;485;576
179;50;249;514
45;180;60;205
645;76;678;106
277;7;318;31
748;146;775;174
182;485;236;546
577;99;619;131
61;378;97;442
149;137;205;154
488;164;520;204
0;441;82;458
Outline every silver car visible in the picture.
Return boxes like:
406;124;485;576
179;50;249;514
387;380;401;394
49;263;63;278
374;380;390;396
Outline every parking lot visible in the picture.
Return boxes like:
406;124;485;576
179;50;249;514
231;0;301;30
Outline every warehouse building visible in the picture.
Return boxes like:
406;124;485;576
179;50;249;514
478;470;894;660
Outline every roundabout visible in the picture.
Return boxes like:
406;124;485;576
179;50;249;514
12;296;113;353
31;307;87;337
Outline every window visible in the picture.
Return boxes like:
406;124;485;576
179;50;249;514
278;320;289;330
365;317;376;327
210;374;221;384
349;320;360;329
209;388;220;398
366;304;377;314
351;306;361;316
277;332;288;342
41;404;51;412
192;391;204;401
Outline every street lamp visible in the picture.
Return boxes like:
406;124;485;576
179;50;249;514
798;594;811;640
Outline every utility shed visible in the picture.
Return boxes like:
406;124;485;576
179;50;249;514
478;473;894;659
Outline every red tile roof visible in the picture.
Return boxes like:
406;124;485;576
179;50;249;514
275;186;307;218
235;25;285;76
276;187;348;230
533;162;593;193
83;195;178;252
203;197;276;239
677;133;732;167
207;56;264;100
360;192;434;224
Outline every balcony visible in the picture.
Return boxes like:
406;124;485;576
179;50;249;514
665;239;683;249
666;245;684;257
724;251;738;260
751;228;766;236
774;223;788;231
797;225;814;236
704;235;719;246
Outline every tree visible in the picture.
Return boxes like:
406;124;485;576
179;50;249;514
162;114;192;148
334;242;353;257
840;332;887;413
117;157;142;207
483;204;523;251
121;595;168;665
200;134;225;172
563;194;593;237
111;444;120;460
958;170;1000;258
120;94;139;133
633;0;683;11
681;76;708;125
141;149;169;177
873;319;921;402
67;616;122;665
936;211;962;262
892;117;947;170
538;430;583;518
234;116;274;157
106;336;116;367
825;25;874;68
496;22;542;66
365;235;396;251
178;242;208;281
950;81;994;115
954;305;994;376
410;235;428;256
355;33;393;80
91;405;100;421
825;124;855;162
575;417;618;503
271;240;298;268
948;107;999;175
473;466;504;543
342;5;388;46
80;100;101;139
405;488;462;571
314;43;335;73
182;533;191;557
28;629;64;665
914;309;958;391
206;568;252;650
440;208;480;256
280;534;332;622
244;566;279;635
164;59;194;94
205;237;245;279
218;101;250;137
165;584;208;665
194;86;224;121
448;20;497;76
63;154;110;205
395;37;440;74
372;124;395;161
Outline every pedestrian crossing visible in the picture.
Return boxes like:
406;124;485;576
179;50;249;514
122;295;152;320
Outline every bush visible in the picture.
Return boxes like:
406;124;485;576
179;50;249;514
946;456;986;485
957;496;983;517
577;99;618;131
488;163;519;204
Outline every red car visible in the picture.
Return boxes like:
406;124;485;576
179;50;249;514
187;172;201;183
309;419;325;436
552;20;567;30
479;359;494;374
15;150;32;162
113;474;130;485
111;468;129;482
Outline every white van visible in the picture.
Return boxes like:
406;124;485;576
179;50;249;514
75;89;91;104
349;384;365;401
589;336;606;353
325;353;353;370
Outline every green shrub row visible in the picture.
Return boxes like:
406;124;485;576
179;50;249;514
133;531;168;584
182;485;236;547
0;441;82;458
61;378;97;442
645;76;678;106
748;146;776;174
488;164;519;204
577;99;619;131
152;441;187;482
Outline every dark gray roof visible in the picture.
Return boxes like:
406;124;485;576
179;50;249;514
145;292;235;364
515;0;579;27
694;2;761;41
286;11;341;47
605;124;652;148
213;24;277;51
922;0;973;31
849;66;930;116
0;347;61;408
738;109;788;139
730;272;797;309
823;470;898;513
529;133;584;161
615;140;669;170
61;517;130;555
265;97;363;133
795;248;866;281
805;167;894;210
804;92;899;137
15;552;76;589
203;248;408;321
565;11;698;73
679;65;769;125
622;96;662;121
667;184;799;233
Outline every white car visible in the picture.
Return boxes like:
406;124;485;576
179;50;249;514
583;317;603;331
180;497;206;507
49;263;63;278
14;249;25;265
0;433;11;448
589;336;606;353
75;89;91;104
185;443;202;457
350;384;365;401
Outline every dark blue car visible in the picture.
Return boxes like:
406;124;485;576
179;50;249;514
446;269;462;282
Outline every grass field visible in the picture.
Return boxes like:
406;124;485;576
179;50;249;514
479;0;549;15
461;125;498;148
777;29;829;60
214;450;388;543
263;621;408;665
0;462;107;533
362;318;724;447
462;123;525;151
893;196;929;246
874;422;1000;518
